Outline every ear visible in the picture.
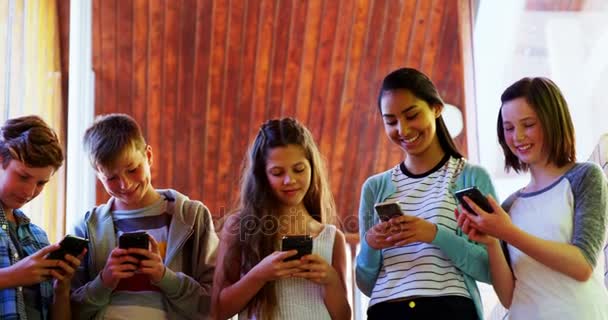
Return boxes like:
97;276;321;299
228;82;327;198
145;145;153;167
433;103;444;118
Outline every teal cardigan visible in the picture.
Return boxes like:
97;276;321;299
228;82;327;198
356;160;497;320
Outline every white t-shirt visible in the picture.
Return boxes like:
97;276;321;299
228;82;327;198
504;163;608;320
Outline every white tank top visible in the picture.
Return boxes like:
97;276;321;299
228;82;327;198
239;224;337;320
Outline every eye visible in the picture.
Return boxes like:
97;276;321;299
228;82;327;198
504;126;514;132
524;122;536;128
107;176;117;181
405;113;418;121
37;181;47;187
294;165;306;173
269;169;283;177
128;167;138;173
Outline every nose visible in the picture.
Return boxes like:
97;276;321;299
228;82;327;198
398;120;408;136
515;126;525;141
119;176;132;190
283;173;296;185
24;182;37;198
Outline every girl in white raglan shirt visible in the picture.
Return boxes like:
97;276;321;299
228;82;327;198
458;77;608;319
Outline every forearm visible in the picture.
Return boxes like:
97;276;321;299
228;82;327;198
51;289;71;320
504;227;592;281
323;281;351;320
217;271;266;319
487;240;514;307
154;268;212;317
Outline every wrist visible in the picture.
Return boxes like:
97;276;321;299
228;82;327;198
422;222;438;243
100;270;117;289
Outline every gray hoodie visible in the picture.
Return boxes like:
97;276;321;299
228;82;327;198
70;189;218;319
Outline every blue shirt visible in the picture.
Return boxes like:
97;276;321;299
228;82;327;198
0;207;53;319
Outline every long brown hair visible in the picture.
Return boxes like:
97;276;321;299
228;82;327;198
218;117;335;319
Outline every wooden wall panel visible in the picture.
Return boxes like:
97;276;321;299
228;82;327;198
92;0;471;232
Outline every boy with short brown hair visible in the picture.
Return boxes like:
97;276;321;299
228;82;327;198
71;113;218;319
0;115;81;320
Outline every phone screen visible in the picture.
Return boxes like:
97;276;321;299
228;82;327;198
47;235;89;260
374;202;403;221
281;235;313;261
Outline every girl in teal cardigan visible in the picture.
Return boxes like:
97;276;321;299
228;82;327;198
356;68;496;320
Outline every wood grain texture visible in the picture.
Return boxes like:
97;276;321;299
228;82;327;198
92;0;472;232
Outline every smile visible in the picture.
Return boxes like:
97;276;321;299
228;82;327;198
516;144;532;152
402;134;420;144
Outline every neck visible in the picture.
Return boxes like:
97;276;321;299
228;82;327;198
1;203;15;222
527;162;575;192
403;138;446;175
277;204;315;235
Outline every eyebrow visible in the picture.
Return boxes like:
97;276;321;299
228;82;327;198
503;116;536;124
267;162;306;170
382;105;417;117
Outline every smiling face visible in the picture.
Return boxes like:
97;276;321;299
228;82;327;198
265;144;312;212
380;89;444;161
500;97;546;168
95;145;159;210
0;159;54;214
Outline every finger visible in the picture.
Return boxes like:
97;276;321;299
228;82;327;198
55;260;76;275
119;255;141;266
456;207;467;228
115;263;138;273
138;259;163;268
461;217;471;234
487;195;503;214
63;254;82;268
387;230;412;242
36;243;61;257
454;208;460;220
77;248;88;259
148;235;160;254
276;250;298;261
281;259;303;269
391;215;416;224
300;263;326;272
300;254;321;263
127;248;153;259
111;248;130;257
50;269;65;281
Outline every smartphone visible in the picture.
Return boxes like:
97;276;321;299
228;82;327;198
281;235;313;261
118;232;149;260
374;201;403;221
454;187;493;214
47;235;89;260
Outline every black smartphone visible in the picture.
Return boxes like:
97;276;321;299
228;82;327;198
281;235;313;261
455;187;493;214
374;201;403;221
118;232;149;260
47;235;89;260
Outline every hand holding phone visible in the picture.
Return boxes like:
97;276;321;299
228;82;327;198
455;187;493;214
46;235;89;261
281;235;313;261
374;201;403;221
118;232;149;261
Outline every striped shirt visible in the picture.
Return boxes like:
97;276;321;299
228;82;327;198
102;196;171;319
369;156;471;306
